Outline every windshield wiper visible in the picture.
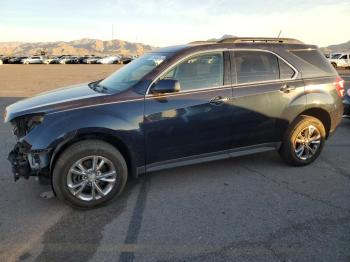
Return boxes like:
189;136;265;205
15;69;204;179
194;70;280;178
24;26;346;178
88;81;109;93
95;84;108;93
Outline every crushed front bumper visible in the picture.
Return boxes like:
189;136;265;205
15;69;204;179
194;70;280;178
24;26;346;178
8;142;50;181
8;143;31;181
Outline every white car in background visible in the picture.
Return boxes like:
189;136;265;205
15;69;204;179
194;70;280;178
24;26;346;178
59;56;78;64
22;56;44;64
328;53;350;69
84;57;101;64
98;56;121;64
44;57;60;64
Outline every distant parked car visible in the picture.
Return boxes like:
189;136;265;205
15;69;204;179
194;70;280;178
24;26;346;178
22;56;44;64
85;57;101;64
98;56;121;64
76;56;88;64
0;56;10;64
328;53;350;69
330;53;342;59
9;56;28;64
121;56;133;64
59;56;79;64
44;57;60;64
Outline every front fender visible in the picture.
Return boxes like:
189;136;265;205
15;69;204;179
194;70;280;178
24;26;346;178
22;102;145;165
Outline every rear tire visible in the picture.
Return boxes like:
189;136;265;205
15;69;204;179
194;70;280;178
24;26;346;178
52;140;128;208
331;62;337;69
279;115;326;166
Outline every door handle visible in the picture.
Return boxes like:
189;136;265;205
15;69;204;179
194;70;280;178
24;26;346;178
209;96;229;105
280;84;296;93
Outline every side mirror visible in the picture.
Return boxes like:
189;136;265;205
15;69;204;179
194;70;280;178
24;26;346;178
151;79;181;94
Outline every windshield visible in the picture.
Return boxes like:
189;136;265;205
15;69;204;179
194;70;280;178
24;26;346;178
98;53;168;92
331;54;341;59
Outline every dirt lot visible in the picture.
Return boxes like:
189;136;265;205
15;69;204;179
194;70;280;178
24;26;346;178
0;64;123;97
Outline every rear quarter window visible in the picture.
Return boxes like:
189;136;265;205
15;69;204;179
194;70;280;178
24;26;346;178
289;49;337;78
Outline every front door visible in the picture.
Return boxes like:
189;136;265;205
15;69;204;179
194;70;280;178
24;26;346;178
144;51;234;166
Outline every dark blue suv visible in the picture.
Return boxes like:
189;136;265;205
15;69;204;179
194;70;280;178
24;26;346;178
5;37;344;208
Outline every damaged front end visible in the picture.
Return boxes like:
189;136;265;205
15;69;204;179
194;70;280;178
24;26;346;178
7;114;50;182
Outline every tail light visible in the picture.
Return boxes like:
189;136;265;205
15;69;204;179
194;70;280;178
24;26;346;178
334;76;345;97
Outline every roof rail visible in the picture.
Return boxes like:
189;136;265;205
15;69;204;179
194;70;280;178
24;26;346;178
217;37;304;44
188;40;217;45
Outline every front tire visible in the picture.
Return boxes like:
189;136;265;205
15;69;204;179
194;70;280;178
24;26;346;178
279;115;326;166
52;140;128;208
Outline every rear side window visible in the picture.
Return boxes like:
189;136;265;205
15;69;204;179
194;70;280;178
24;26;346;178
289;49;336;78
235;51;279;84
234;51;295;84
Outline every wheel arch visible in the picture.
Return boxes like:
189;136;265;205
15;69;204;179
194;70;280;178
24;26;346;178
50;132;138;182
296;107;331;138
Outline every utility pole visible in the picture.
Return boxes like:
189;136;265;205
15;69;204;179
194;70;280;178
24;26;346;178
112;24;114;41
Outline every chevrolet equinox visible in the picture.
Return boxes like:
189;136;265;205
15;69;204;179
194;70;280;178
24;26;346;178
5;37;344;208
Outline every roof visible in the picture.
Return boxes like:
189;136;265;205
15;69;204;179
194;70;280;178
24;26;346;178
151;38;312;55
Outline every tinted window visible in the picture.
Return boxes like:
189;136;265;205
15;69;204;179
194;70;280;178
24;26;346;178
163;52;223;91
279;58;295;79
235;51;279;84
290;49;336;78
340;55;348;59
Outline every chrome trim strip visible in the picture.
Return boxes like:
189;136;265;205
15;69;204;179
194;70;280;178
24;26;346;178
48;98;145;115
145;48;299;96
145;84;233;99
232;78;299;90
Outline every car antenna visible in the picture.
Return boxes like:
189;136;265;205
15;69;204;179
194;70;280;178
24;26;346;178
277;30;282;39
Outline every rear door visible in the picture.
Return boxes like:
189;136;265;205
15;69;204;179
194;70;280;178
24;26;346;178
230;50;306;148
144;51;234;166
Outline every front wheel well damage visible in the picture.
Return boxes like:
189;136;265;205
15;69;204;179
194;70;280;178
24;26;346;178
50;133;135;182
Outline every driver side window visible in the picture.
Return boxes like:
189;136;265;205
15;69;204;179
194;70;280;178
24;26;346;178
163;52;224;91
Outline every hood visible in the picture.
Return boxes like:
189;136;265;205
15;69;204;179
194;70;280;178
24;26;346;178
4;83;108;122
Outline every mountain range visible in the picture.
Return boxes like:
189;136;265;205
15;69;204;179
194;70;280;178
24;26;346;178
0;38;155;56
0;37;349;56
321;40;350;53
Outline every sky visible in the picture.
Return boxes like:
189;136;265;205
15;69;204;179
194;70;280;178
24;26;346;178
0;0;349;47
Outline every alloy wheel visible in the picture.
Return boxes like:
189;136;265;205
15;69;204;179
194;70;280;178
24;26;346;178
294;125;321;161
66;155;118;201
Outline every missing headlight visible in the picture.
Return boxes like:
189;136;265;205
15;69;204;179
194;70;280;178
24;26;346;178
12;114;44;138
